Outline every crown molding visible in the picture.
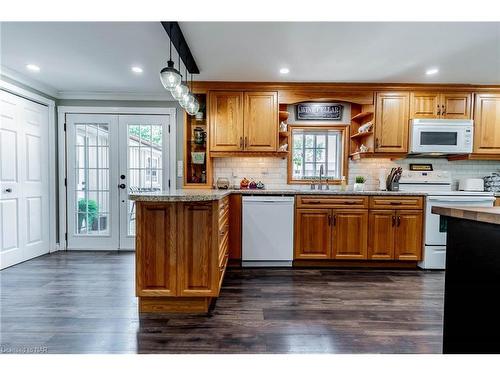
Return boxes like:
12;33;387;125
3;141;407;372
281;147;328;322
0;65;59;98
56;90;175;101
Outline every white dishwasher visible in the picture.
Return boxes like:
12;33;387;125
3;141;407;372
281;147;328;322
242;195;295;267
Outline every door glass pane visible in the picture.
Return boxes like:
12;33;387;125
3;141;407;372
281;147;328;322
73;122;110;236
127;123;163;236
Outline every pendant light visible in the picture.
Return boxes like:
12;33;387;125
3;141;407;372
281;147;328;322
179;66;194;108
171;53;189;100
159;25;181;90
186;74;200;115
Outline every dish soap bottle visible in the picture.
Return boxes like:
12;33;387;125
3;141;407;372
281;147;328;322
340;176;347;192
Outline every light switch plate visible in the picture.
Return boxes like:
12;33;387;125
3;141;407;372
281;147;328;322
177;161;183;177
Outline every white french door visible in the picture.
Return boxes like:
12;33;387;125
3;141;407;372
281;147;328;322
66;113;170;250
1;90;50;269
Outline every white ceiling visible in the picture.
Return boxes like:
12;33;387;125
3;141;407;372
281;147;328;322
1;22;499;98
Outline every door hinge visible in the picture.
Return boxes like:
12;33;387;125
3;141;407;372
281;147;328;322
64;123;67;131
168;179;171;188
64;178;67;186
64;233;68;241
168;124;171;133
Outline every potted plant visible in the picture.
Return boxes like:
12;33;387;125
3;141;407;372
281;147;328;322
353;176;366;192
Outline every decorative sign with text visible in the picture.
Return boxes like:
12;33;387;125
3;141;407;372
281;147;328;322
296;103;344;120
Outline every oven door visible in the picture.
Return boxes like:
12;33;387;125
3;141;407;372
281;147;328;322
410;125;472;154
425;196;496;245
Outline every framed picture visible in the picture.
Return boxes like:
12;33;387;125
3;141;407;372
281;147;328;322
296;103;343;121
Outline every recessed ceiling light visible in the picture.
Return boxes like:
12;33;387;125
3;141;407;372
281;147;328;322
426;68;439;75
131;66;143;74
26;64;40;72
280;68;290;74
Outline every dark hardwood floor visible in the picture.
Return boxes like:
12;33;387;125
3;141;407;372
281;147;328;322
0;251;444;354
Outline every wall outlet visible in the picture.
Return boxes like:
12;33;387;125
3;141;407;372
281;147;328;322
177;161;183;178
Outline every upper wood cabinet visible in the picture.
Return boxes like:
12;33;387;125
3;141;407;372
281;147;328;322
209;90;278;152
209;91;244;151
332;210;368;260
244;91;278;151
375;92;410;153
473;93;500;154
410;92;471;119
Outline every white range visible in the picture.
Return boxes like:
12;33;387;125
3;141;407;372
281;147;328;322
399;170;496;270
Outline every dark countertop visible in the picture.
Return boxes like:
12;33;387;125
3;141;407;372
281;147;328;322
432;206;500;226
129;189;427;202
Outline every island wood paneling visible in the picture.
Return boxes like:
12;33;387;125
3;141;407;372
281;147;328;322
228;194;242;260
135;203;177;296
177;202;219;297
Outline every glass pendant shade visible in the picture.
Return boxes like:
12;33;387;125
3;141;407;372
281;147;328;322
159;60;181;90
171;81;189;100
186;98;200;115
180;92;194;108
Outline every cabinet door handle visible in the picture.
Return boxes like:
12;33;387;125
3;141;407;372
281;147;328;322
397;216;401;227
308;200;322;204
239;137;243;149
375;137;380;149
392;216;396;227
333;214;336;226
437;105;441;116
389;201;402;205
328;214;332;226
441;104;446;115
244;136;248;148
344;201;357;205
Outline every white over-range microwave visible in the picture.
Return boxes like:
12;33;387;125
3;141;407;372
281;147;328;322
409;119;473;155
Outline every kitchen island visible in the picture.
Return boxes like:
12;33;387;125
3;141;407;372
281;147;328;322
432;206;500;353
130;189;426;313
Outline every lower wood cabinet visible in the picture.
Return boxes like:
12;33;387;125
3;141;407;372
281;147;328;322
294;208;332;259
294;208;368;260
295;195;424;263
368;209;423;261
332;210;368;260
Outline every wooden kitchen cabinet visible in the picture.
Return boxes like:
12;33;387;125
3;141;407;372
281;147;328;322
473;93;500;155
410;92;471;119
209;91;244;151
294;208;332;259
209;90;278;153
136;203;177;296
375;92;410;153
332;210;368;260
368;210;395;260
244;91;278;151
394;210;423;261
368;209;423;261
177;202;219;296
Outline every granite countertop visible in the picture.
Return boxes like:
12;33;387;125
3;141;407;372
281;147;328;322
431;206;500;226
129;189;427;202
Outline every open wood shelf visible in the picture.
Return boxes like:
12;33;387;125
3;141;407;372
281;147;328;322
350;131;373;140
351;111;374;121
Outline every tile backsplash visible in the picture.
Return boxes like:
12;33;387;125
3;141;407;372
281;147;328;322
213;157;500;191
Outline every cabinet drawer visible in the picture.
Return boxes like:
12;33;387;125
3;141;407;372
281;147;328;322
369;196;424;210
296;195;368;209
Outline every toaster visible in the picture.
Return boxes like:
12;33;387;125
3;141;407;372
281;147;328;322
458;178;484;191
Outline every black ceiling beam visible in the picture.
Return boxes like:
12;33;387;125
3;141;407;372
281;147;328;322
161;22;200;75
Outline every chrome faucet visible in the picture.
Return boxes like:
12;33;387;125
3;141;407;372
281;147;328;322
318;165;324;190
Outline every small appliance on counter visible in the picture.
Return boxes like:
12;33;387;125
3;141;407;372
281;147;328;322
458;178;484;192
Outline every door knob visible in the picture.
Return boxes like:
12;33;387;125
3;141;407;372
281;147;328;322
4;188;12;193
118;183;126;189
120;175;126;180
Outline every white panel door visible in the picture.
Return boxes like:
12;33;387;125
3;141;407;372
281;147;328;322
118;115;170;249
66;114;120;250
0;90;50;269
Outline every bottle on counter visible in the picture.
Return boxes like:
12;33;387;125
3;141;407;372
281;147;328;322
340;176;347;192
